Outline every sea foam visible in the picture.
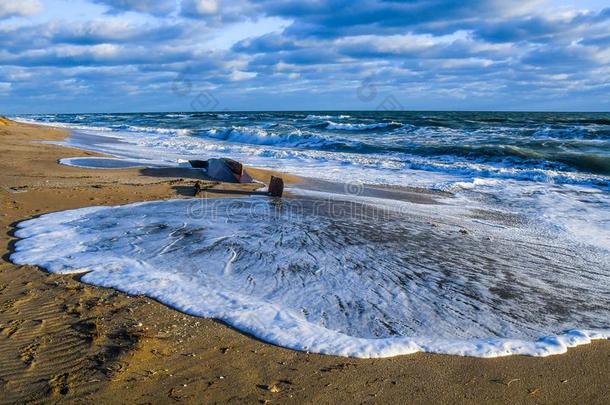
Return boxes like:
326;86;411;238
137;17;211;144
11;198;610;358
325;121;402;131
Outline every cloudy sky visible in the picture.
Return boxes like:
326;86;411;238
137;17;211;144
1;0;609;113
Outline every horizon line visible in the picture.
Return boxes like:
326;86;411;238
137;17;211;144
7;109;610;115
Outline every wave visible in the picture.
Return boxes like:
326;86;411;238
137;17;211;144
124;125;192;136
198;126;337;148
14;114;610;181
306;114;351;120
530;126;610;141
11;118;115;132
196;126;408;155
407;144;610;176
131;127;610;188
324;121;402;131
440;178;501;192
191;133;608;187
404;158;610;188
12;117;192;136
11;199;610;358
549;117;610;126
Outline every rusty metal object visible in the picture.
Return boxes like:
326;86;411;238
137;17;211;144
268;176;284;197
223;158;243;177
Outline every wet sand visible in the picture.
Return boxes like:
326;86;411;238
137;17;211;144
0;118;608;404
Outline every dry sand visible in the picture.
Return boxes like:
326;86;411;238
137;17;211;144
0;118;608;404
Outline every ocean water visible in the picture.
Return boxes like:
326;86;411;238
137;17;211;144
10;111;610;357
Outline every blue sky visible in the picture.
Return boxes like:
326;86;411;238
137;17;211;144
1;0;609;113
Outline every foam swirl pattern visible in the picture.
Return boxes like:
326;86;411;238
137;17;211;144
11;198;610;358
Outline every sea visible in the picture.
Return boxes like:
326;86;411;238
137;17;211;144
10;111;610;357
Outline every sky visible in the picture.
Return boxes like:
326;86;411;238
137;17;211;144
1;0;609;113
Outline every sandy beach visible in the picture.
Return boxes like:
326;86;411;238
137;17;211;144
0;118;609;404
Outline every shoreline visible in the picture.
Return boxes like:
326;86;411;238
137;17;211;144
1;119;609;403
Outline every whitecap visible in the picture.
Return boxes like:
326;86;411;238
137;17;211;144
125;125;192;136
325;121;402;131
306;114;352;120
200;126;331;148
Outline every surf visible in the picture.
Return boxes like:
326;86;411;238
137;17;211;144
11;198;610;358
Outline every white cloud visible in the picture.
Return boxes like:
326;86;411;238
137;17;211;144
2;0;610;111
0;0;43;18
193;0;218;15
181;0;218;16
229;70;257;81
180;0;257;22
0;82;11;93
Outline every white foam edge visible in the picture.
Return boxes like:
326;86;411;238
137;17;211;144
10;200;609;358
58;157;151;169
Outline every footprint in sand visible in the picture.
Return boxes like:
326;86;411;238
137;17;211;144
20;341;40;368
1;319;25;338
47;373;70;396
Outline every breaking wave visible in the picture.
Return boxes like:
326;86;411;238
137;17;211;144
198;126;333;148
125;125;192;136
324;121;403;131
